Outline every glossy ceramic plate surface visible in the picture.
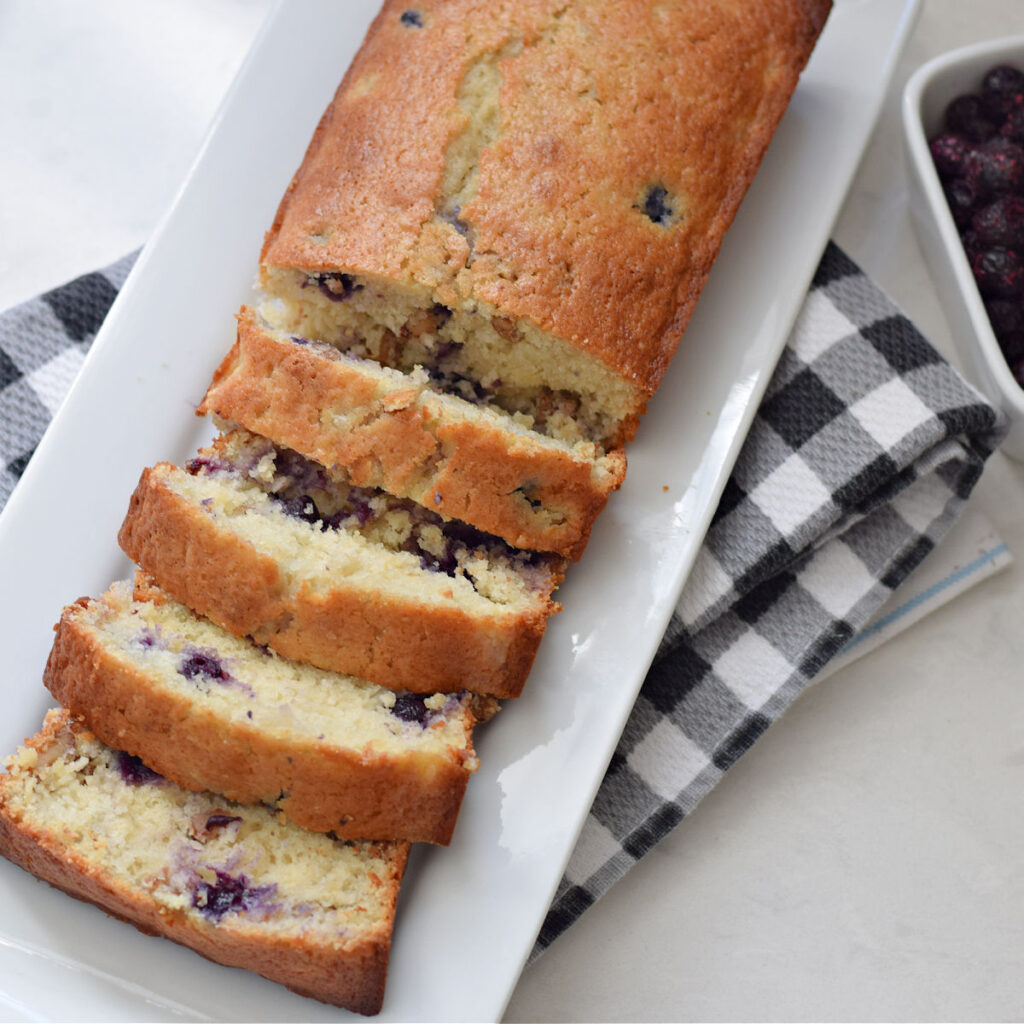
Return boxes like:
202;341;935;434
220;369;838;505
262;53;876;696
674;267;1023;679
0;1;918;1019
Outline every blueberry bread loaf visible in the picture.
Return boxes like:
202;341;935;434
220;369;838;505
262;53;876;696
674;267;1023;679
200;307;625;559
44;578;497;843
118;429;564;697
0;709;408;1015
254;0;831;551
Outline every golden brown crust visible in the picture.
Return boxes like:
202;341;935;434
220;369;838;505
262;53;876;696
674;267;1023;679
42;605;487;843
0;711;408;1016
199;309;625;560
261;0;832;402
118;464;559;698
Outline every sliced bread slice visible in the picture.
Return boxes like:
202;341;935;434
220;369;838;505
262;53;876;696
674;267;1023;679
199;307;625;559
118;429;564;698
0;709;409;1015
44;579;497;844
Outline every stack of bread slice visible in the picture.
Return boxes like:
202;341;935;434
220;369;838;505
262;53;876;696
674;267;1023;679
0;0;831;1015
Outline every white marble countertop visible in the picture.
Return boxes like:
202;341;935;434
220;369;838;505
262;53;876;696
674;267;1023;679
2;1;1023;1020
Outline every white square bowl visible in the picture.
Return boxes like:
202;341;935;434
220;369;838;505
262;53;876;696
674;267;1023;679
902;34;1024;460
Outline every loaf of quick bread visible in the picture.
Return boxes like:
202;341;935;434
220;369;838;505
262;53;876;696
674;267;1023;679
248;0;831;555
43;578;496;843
0;710;408;1015
118;429;564;697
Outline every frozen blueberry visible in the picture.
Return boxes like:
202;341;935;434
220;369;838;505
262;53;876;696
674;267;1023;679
116;751;163;786
965;137;1024;198
390;693;431;725
400;9;423;27
986;299;1024;363
942;178;979;229
986;298;1024;337
945;94;996;142
929;132;972;180
971;246;1024;299
972;195;1024;248
980;64;1024;121
1001;106;1024;145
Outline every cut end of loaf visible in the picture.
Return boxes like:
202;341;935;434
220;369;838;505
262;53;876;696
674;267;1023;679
258;265;641;449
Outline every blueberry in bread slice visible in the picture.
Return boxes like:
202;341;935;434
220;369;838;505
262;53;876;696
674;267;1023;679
200;306;625;560
0;709;408;1015
118;429;565;698
43;578;496;844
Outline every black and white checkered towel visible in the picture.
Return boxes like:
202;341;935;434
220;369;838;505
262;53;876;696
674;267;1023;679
0;243;1004;961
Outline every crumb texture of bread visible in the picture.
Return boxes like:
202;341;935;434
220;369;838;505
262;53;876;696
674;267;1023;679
0;710;409;1015
261;0;832;432
42;580;496;843
118;430;565;696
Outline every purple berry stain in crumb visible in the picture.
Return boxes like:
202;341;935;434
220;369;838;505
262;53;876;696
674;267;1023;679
116;751;164;786
276;494;323;525
137;626;165;650
192;870;277;922
185;455;229;475
400;8;423;27
204;813;242;833
391;693;431;726
179;649;231;683
307;271;362;303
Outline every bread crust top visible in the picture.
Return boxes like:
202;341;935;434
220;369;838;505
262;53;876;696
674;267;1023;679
262;0;831;400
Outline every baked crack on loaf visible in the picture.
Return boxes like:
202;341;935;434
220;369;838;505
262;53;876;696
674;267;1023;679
44;579;496;843
200;307;625;559
0;710;408;1015
256;0;832;553
118;429;565;697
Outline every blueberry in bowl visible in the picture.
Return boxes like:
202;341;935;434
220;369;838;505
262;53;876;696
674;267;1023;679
903;36;1024;460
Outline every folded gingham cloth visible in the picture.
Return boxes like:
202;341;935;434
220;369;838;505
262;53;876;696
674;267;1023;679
0;243;1005;961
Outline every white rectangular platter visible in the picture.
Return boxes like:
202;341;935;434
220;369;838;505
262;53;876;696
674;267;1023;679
0;0;918;1019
